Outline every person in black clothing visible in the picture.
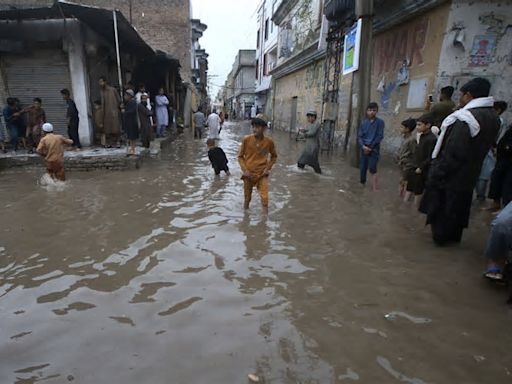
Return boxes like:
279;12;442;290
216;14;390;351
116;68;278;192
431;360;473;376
60;89;81;150
488;123;512;209
419;78;500;245
207;138;230;176
413;113;437;205
122;89;138;156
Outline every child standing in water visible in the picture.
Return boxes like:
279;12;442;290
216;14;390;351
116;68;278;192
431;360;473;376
413;114;437;206
397;118;417;202
358;102;385;191
238;114;277;212
36;123;73;181
207;138;230;176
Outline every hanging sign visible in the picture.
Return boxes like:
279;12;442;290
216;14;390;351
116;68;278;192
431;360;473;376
342;18;362;75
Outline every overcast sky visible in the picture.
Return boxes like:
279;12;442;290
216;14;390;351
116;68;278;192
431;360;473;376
191;0;258;97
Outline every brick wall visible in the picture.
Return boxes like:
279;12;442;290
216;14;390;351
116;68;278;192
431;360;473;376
1;0;192;80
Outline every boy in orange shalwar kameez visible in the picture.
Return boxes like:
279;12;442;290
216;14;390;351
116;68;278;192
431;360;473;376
238;114;277;212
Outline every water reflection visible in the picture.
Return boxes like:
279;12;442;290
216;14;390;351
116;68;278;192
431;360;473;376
0;123;510;383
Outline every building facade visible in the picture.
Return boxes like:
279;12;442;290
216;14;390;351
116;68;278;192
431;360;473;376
270;0;512;154
231;50;256;120
255;0;280;117
270;0;326;134
0;2;182;146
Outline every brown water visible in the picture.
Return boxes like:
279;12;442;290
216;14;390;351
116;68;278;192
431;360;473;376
1;122;511;384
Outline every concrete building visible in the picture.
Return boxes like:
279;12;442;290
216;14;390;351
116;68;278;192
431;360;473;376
271;0;326;134
191;19;209;112
255;0;280;117
0;1;181;146
271;0;512;154
222;70;235;119
230;50;256;120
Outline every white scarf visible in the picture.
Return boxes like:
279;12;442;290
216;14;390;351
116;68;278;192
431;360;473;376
432;96;495;159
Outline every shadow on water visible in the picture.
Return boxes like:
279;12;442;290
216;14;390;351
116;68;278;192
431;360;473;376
0;122;511;383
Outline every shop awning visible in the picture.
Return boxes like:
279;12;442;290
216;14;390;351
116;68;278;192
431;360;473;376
0;0;156;58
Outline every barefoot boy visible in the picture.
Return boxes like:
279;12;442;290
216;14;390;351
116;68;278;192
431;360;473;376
36;123;73;181
358;102;384;191
238;114;277;211
207;138;230;176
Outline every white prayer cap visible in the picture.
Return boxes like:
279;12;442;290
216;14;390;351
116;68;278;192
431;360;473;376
42;123;54;132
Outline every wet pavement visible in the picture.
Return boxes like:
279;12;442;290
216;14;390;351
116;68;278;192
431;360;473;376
1;121;511;383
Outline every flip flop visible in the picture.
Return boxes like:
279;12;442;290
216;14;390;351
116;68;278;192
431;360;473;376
483;266;504;281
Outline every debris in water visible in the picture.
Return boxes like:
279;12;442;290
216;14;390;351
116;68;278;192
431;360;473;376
384;311;432;324
248;373;260;382
338;368;360;381
473;355;485;363
377;356;427;384
338;189;346;193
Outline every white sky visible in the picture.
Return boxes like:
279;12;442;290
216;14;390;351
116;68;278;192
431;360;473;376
191;0;258;98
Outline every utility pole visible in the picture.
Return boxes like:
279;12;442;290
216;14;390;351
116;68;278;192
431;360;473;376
348;0;374;167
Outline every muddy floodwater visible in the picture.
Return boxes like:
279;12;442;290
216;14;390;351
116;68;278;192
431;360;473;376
1;122;511;383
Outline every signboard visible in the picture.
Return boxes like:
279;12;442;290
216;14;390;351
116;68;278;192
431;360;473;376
342;19;362;75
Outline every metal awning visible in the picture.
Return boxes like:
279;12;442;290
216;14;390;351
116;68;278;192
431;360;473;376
0;0;155;58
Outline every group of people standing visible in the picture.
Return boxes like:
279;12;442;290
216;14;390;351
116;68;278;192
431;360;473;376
2;90;81;154
93;78;171;153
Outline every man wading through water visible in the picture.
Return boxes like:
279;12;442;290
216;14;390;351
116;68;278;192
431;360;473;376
297;110;322;174
238;114;277;213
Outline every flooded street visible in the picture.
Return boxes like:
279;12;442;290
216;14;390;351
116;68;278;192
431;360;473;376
1;122;512;383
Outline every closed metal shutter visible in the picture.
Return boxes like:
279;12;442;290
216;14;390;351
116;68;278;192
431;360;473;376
3;49;72;136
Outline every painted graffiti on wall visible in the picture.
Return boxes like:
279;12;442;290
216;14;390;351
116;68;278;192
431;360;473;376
374;16;430;76
469;34;497;67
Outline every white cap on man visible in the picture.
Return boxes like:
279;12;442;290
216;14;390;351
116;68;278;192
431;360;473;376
42;123;54;132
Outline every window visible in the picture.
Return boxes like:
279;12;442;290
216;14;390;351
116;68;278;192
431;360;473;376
264;18;269;41
263;54;268;76
255;59;259;80
271;0;277;33
257;30;260;49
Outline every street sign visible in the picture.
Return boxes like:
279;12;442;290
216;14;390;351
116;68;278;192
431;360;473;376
342;18;362;75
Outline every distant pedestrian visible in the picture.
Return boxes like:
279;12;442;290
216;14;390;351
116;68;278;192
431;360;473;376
138;93;154;149
93;100;106;147
251;105;257;119
397;117;417;201
23;97;46;153
122;89;138;156
135;83;150;108
99;76;122;148
207;110;221;140
297;110;322;174
428;86;456;127
238;114;277;212
358;102;384;191
36;123;73;181
194;107;206;139
60;89;81;151
207;138;230;176
412;114;437;206
419;78;500;245
2;97;21;152
219;111;225;134
155;87;169;138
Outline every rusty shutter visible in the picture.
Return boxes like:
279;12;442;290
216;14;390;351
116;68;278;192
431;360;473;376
3;49;72;136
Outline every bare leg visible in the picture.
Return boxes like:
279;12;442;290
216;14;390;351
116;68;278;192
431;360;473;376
403;191;412;203
414;194;423;208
